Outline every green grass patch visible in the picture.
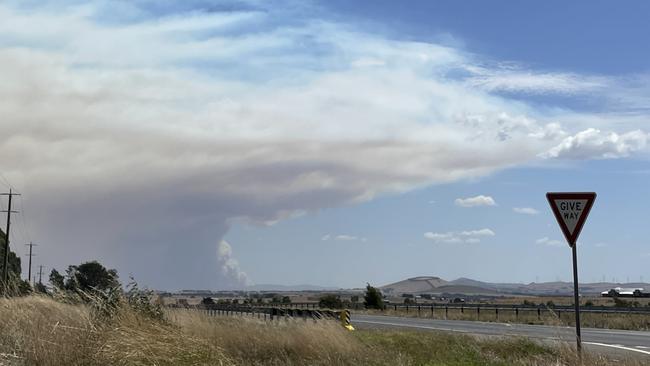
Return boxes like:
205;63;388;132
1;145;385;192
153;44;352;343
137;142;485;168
354;330;559;366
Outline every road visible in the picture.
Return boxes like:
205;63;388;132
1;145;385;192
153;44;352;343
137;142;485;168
352;314;650;357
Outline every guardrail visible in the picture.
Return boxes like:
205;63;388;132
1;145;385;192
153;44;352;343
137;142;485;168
171;301;650;326
170;304;344;322
249;302;650;317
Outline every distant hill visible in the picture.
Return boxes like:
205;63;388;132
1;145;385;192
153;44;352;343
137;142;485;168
448;277;497;290
381;276;650;296
381;276;448;294
246;284;338;292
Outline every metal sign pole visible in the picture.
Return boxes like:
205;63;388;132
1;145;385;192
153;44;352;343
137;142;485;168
546;192;595;360
571;243;582;356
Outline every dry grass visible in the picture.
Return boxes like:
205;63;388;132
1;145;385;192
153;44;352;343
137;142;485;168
168;309;365;365
355;330;646;366
0;296;98;365
0;296;646;366
0;296;231;365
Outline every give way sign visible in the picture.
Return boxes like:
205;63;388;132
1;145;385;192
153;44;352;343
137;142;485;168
546;192;596;246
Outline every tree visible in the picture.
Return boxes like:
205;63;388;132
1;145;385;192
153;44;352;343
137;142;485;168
64;260;120;293
34;282;48;293
319;294;343;309
0;229;21;280
364;283;384;309
281;296;291;304
49;269;65;290
201;297;215;306
0;229;27;296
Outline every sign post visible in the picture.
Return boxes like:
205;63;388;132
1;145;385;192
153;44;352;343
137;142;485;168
546;192;596;355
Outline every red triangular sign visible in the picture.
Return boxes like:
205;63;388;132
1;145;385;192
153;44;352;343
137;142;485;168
546;192;596;247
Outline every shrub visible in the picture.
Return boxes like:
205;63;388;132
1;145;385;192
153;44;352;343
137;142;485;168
202;297;216;306
614;298;631;308
364;283;384;309
319;294;343;309
125;278;164;321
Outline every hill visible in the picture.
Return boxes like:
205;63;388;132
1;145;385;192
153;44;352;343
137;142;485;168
246;284;339;292
381;276;448;295
380;275;650;296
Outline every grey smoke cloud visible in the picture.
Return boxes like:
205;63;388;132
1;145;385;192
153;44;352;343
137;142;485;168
0;2;648;290
217;240;249;289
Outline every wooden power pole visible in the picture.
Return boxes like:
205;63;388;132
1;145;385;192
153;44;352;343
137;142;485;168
38;265;44;285
25;242;37;284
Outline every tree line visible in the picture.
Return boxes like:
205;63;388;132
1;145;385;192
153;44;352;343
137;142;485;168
1;229;119;297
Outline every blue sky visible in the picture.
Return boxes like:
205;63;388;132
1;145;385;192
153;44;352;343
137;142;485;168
1;0;649;290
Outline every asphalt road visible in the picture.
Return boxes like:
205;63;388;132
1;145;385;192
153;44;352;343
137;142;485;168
352;314;650;358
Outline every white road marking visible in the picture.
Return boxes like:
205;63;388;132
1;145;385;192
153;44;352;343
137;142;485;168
583;342;650;356
636;346;649;349
354;319;471;334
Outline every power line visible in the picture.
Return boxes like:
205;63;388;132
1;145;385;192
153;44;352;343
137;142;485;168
18;196;33;244
0;173;13;190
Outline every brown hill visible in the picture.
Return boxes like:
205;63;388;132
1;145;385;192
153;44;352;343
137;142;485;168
380;276;650;296
381;276;447;295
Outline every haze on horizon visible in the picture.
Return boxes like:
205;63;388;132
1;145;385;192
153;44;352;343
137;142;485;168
1;0;649;291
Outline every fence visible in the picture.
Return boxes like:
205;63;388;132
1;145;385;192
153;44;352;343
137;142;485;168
251;302;650;318
173;303;344;323
171;301;650;325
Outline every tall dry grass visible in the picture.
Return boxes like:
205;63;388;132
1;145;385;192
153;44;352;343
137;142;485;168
0;296;97;365
0;296;646;365
168;310;365;365
0;295;232;365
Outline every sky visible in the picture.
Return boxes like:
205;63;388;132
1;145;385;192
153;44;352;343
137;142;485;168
1;0;649;290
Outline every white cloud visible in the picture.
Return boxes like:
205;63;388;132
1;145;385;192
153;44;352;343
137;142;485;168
455;195;497;207
544;128;650;159
336;235;356;241
424;232;462;243
321;234;366;242
460;229;496;237
513;207;539;215
467;68;607;95
424;228;495;244
536;237;564;247
336;235;367;242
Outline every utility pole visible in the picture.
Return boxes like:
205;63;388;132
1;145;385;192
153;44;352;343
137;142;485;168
1;189;20;284
25;242;37;284
38;265;44;285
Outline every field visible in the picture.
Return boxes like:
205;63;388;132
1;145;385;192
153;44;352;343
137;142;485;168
0;295;646;365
